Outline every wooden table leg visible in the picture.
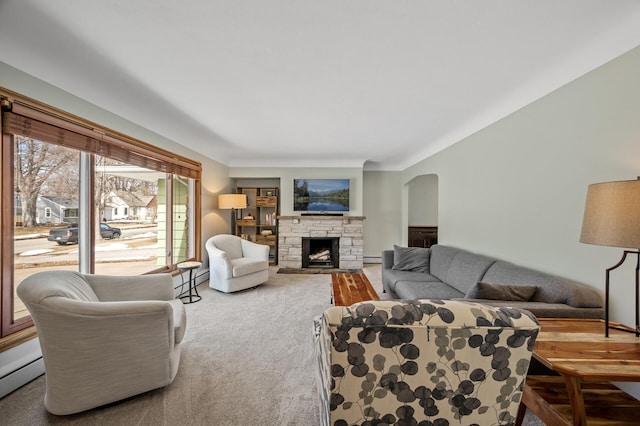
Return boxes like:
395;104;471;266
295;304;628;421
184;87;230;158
564;375;587;426
515;399;527;426
519;378;572;426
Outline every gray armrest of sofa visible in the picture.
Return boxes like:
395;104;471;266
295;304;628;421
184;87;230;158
381;249;443;295
381;249;394;270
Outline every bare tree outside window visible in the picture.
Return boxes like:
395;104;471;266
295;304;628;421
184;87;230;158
14;136;76;227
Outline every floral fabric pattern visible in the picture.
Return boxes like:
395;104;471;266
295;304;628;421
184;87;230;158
314;299;539;426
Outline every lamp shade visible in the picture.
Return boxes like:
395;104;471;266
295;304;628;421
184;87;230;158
580;180;640;249
218;194;247;210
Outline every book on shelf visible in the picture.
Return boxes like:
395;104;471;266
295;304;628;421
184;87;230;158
264;212;276;226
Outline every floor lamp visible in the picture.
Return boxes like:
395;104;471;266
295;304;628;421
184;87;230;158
579;179;640;337
218;193;247;234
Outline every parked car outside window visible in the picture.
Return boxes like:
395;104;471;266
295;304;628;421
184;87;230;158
100;223;121;240
48;223;122;245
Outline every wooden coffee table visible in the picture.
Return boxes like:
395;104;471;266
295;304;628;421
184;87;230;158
516;318;640;426
331;273;379;306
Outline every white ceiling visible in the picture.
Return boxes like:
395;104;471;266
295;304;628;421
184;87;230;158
2;1;640;171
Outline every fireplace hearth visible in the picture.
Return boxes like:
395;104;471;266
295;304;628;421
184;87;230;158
302;237;339;268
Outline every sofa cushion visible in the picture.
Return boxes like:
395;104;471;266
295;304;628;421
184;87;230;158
395;280;464;300
482;261;603;308
231;257;267;277
466;282;538;302
455;299;604;319
383;269;440;294
428;245;463;281
444;252;496;295
392;245;430;272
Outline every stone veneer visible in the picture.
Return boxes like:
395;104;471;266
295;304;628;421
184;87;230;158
278;216;365;269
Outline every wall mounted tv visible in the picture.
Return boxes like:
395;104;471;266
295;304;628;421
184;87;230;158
293;179;350;212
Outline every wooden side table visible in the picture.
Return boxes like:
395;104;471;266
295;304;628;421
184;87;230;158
177;261;202;304
516;318;640;425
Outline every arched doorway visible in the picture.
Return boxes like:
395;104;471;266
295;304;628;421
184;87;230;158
407;174;438;247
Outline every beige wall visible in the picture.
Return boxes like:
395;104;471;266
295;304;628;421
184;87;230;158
408;174;438;227
363;171;402;260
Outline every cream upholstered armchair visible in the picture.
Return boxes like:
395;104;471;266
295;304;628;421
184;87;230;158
206;234;269;293
314;299;540;426
17;271;186;415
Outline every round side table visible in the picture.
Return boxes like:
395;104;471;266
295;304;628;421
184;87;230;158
177;261;202;304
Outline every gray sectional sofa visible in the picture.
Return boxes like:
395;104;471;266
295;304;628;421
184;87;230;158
382;244;604;318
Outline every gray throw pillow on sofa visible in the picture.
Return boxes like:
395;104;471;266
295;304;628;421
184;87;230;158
392;245;430;273
466;281;538;302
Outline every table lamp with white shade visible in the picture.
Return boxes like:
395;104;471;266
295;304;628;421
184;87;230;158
579;178;640;337
218;193;247;233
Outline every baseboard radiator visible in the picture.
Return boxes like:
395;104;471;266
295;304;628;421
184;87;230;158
0;338;44;399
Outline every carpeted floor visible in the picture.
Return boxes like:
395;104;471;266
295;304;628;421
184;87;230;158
0;264;545;425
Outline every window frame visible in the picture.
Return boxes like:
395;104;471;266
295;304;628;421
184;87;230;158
0;88;202;340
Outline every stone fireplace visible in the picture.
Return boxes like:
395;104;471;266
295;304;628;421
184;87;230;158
278;216;365;269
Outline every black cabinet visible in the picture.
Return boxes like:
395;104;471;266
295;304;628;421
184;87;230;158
408;226;438;248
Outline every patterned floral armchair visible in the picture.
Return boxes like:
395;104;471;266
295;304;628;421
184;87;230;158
314;299;539;426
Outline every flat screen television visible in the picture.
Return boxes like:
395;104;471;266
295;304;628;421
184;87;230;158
293;179;350;212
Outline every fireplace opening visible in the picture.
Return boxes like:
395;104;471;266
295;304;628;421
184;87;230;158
302;237;340;269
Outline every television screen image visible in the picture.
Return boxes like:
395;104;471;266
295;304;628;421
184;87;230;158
293;179;350;212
